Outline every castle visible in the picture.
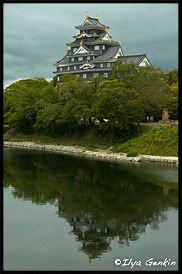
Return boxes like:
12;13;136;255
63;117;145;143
53;14;151;83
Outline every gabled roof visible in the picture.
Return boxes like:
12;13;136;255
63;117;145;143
86;17;109;28
74;44;93;55
99;32;112;41
75;16;109;30
118;54;151;66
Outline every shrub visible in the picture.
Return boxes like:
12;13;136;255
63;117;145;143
127;151;139;157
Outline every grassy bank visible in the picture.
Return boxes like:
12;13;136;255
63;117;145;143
3;132;114;151
4;124;178;157
113;125;178;157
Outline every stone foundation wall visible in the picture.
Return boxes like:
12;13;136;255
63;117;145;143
3;141;178;166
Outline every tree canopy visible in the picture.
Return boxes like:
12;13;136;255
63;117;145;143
3;65;178;138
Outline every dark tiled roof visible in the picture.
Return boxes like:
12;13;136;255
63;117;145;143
93;45;121;62
87;17;108;28
75;16;109;29
118;54;147;65
54;53;70;66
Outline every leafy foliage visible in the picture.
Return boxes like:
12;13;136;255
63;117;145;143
3;65;178;139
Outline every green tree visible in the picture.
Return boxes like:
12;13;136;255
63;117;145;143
4;78;49;132
91;80;144;138
166;69;178;86
110;61;172;121
57;74;97;126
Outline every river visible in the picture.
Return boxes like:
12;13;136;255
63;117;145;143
3;146;178;271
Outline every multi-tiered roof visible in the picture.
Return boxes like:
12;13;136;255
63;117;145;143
53;14;151;82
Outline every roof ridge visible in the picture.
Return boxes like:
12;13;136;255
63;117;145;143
123;54;146;57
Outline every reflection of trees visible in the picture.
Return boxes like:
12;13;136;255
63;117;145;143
3;147;178;261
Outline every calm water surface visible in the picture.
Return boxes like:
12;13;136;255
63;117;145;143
3;147;178;271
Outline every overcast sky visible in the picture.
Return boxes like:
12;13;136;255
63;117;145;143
3;3;178;89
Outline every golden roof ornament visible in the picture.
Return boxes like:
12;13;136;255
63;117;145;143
68;47;70;51
118;41;121;46
86;13;88;19
105;28;108;33
83;31;85;33
96;16;98;19
80;40;83;45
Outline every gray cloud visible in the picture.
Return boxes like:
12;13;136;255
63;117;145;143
3;3;178;89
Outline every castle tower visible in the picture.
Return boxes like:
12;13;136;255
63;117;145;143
53;15;151;83
53;15;123;83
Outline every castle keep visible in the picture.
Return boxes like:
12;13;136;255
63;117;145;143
53;14;151;83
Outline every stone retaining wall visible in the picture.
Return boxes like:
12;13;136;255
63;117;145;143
3;141;178;166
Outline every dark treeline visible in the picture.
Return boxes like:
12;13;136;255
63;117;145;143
3;60;178;141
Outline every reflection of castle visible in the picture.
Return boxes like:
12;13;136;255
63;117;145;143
56;199;116;263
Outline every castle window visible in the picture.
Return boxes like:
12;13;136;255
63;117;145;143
59;67;62;71
87;56;90;60
57;76;60;81
74;65;77;70
103;45;105;50
73;48;78;52
67;66;70;71
100;63;103;67
107;63;111;67
94;45;99;50
93;73;99;77
71;57;74;61
78;56;83;61
83;73;87;79
104;72;108;77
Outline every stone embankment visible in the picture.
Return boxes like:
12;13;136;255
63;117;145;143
3;141;178;166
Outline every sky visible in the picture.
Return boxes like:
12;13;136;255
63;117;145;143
3;3;178;89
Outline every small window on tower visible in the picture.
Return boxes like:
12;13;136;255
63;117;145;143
83;74;87;79
59;67;62;71
74;66;77;70
71;57;74;61
78;56;83;61
94;45;99;50
107;63;110;67
67;66;70;71
103;45;105;50
100;63;103;68
87;56;90;60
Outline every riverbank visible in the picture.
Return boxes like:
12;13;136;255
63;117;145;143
3;141;178;166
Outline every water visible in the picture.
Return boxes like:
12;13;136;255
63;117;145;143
3;147;178;271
